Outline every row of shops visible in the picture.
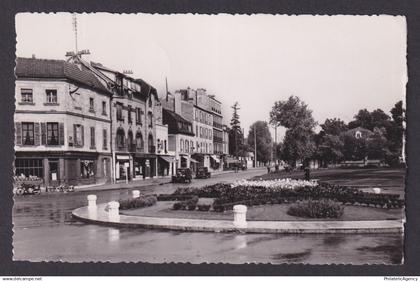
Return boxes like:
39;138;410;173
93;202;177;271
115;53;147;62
15;151;224;187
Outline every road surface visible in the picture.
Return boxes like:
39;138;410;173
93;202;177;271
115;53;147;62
12;168;403;264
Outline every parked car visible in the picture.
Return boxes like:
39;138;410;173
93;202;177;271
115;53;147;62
172;168;192;183
196;167;211;179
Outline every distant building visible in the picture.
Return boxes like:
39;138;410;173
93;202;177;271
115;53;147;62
343;127;373;140
162;108;196;171
14;57;112;186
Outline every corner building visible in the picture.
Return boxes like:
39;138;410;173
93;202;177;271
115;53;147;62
14;57;112;186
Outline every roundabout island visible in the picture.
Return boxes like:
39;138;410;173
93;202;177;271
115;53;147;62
72;174;404;234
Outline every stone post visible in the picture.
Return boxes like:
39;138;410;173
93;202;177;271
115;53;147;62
233;205;247;228
87;194;97;219
132;190;140;198
372;187;382;194
108;201;120;222
87;194;97;209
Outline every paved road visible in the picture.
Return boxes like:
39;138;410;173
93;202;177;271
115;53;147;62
12;168;403;264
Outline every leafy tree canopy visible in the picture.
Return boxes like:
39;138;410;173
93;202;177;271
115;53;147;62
247;121;273;163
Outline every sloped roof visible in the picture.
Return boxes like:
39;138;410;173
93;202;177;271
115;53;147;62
162;108;194;136
15;57;110;94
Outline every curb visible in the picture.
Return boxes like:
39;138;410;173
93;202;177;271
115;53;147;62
72;204;404;234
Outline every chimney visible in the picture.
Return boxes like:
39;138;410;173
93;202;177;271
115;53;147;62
31;54;36;59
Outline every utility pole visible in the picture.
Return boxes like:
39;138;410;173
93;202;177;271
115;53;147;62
254;124;257;168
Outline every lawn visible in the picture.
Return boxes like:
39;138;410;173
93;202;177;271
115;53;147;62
121;200;404;221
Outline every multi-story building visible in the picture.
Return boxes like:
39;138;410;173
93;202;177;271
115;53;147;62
14;57;112;186
169;88;215;170
81;61;168;181
162;108;196;170
209;95;224;170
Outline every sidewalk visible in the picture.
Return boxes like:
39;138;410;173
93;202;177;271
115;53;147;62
74;177;171;192
74;167;265;193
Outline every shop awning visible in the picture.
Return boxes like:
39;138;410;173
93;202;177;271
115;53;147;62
190;158;199;163
211;155;220;163
159;156;175;163
116;155;130;160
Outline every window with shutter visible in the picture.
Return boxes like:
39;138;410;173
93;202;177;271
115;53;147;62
81;125;84;147
15;122;22;145
41;123;46;145
46;123;59;145
90;127;95;149
21;122;34;145
103;129;107;150
59;123;64;145
34;123;40;146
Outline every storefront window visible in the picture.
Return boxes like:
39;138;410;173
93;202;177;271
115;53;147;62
80;160;95;179
15;158;43;178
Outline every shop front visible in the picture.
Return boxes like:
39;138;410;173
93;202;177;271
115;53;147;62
15;151;110;187
133;154;157;179
210;154;221;171
115;154;131;182
157;155;175;177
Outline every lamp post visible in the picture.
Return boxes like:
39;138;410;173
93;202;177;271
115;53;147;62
254;124;257;168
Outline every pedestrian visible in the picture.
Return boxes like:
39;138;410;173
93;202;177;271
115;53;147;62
304;166;311;181
267;165;271;174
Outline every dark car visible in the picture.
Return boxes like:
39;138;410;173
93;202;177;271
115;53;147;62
172;168;193;183
196;167;211;179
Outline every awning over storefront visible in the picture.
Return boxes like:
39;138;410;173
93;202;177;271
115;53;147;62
159;155;175;163
190;158;199;163
116;155;130;160
211;155;220;163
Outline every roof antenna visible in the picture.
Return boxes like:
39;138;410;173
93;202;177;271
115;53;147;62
72;13;78;54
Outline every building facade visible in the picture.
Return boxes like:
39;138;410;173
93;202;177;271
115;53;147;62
162;108;196;171
14;57;112;187
85;61;167;181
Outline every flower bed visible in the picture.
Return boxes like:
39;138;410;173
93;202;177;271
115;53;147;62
172;196;199;211
171;179;404;212
287;199;344;219
119;195;157;210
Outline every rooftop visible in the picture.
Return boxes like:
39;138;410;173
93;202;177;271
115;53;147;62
15;57;110;94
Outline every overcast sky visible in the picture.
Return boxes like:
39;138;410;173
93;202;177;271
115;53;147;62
16;13;407;141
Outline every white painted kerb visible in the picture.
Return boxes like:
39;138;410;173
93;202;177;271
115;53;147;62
233;204;247;228
108;201;120;222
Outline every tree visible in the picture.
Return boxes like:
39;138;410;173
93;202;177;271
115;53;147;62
228;102;245;158
388;100;404;152
348;108;391;131
320;118;348;136
367;127;389;160
270;96;316;166
342;134;368;161
270;96;317;130
247;121;273;164
280;127;316;166
315;134;344;166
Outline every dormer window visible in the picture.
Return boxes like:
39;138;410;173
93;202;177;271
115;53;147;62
355;131;362;139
